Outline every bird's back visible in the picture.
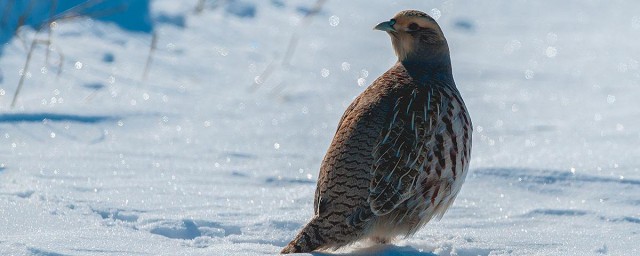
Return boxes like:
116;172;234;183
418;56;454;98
308;63;406;247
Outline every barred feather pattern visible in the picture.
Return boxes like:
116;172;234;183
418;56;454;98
281;62;472;253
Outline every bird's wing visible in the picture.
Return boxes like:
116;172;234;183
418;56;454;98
368;86;441;216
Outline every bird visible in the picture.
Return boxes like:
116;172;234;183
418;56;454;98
281;10;472;254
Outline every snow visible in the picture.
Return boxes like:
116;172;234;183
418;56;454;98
1;0;639;255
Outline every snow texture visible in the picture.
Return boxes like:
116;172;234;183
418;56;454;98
1;0;639;255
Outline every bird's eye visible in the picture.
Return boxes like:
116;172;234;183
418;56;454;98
408;23;420;31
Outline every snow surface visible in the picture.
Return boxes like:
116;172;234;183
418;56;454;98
1;0;640;255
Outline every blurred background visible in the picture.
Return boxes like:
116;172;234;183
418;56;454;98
0;0;639;255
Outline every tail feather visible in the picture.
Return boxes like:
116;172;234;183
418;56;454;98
281;218;327;254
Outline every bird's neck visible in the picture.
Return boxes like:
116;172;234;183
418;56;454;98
401;49;453;86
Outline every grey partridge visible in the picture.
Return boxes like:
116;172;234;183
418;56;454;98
281;10;472;253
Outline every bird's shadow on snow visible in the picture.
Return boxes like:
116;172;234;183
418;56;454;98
313;244;436;256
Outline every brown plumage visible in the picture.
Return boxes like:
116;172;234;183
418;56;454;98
281;10;472;254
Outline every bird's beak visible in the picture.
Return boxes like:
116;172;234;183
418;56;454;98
374;21;396;32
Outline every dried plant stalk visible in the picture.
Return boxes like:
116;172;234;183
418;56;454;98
142;31;158;81
11;39;48;108
251;0;328;93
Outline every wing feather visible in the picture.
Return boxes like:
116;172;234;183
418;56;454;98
368;87;438;216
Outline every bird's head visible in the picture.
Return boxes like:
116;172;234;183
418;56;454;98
375;10;449;63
